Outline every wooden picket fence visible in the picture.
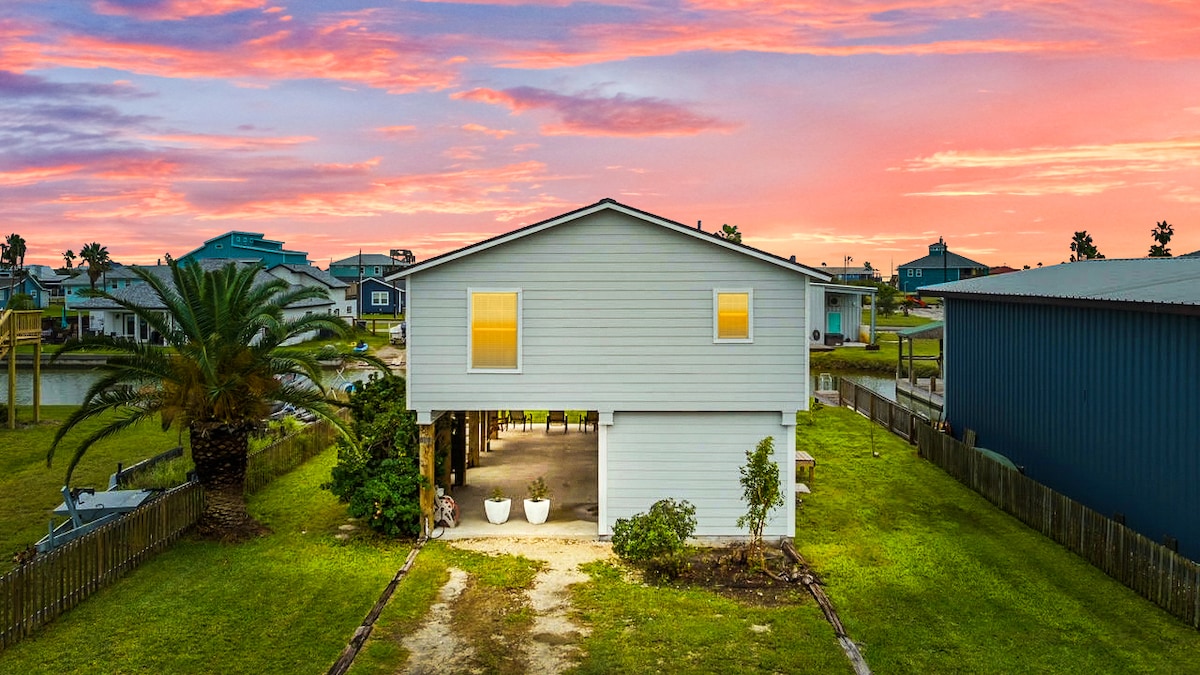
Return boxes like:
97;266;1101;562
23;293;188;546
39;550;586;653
0;414;344;651
0;482;204;650
838;378;927;442
914;424;1200;629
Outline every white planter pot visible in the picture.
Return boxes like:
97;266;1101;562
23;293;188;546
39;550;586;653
484;498;511;525
524;498;550;524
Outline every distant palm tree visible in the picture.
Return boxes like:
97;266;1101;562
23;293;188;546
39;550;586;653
48;259;381;539
3;233;26;298
78;242;111;290
62;249;76;270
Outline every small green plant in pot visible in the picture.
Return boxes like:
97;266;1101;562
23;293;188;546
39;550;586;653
484;486;511;524
524;476;551;524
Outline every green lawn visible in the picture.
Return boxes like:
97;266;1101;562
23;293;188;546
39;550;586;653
796;406;1200;673
0;448;413;674
864;308;934;327
811;337;941;376
0;406;186;570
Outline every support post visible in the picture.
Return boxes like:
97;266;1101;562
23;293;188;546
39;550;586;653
418;423;435;535
32;339;40;423
467;411;480;468
7;316;16;430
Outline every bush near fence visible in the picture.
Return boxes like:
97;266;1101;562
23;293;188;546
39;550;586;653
0;414;343;651
837;378;1200;631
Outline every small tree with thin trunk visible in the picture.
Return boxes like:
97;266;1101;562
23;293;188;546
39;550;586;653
737;436;784;569
1149;220;1174;257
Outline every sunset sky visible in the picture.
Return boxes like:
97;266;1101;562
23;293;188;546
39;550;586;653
4;0;1200;273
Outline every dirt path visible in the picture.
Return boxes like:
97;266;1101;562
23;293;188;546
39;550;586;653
399;538;613;675
400;568;473;675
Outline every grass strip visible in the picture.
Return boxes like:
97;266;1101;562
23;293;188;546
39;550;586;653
0;449;412;674
796;405;1200;673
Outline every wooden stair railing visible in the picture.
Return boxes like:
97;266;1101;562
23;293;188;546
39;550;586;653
2;309;45;428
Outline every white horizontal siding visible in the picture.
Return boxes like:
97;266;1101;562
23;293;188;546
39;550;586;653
604;412;790;537
408;209;810;413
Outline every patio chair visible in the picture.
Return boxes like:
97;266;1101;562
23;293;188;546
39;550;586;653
579;410;599;432
509;410;529;431
546;410;568;433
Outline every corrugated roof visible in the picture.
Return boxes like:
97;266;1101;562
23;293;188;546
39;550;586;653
922;258;1200;313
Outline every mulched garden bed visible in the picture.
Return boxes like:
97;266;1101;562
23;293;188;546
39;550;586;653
669;545;811;607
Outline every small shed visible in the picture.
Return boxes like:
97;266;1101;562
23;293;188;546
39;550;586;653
808;282;877;345
924;259;1200;560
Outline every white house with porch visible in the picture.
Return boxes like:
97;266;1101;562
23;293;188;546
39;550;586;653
397;198;830;538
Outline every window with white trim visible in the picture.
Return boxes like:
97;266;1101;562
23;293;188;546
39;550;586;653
915;269;923;277
714;289;753;342
469;289;521;371
371;291;390;306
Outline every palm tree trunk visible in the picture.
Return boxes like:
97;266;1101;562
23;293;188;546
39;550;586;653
190;422;264;539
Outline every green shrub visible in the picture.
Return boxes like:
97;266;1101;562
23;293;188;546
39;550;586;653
611;498;697;579
323;375;425;536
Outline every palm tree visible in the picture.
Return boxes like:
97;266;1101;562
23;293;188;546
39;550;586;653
3;233;26;297
48;259;380;539
78;242;111;290
62;249;76;271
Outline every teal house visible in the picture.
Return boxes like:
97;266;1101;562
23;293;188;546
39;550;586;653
177;232;309;267
897;238;988;292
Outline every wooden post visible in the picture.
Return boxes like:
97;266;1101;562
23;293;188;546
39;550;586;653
7;316;15;430
467;411;480;467
418;423;435;536
32;339;40;423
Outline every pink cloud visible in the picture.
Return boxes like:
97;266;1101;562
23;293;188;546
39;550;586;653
462;123;515;139
453;87;736;136
91;0;268;20
7;16;461;94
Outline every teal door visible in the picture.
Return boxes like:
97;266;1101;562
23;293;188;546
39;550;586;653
828;311;842;334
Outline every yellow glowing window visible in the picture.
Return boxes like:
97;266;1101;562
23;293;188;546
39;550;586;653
715;290;752;342
470;291;519;370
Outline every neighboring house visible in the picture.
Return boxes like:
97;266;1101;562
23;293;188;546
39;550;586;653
0;272;50;308
988;265;1019;275
397;198;831;538
177;231;310;267
808;283;876;345
897;238;988;292
62;265;146;309
265;263;355;320
923;259;1200;560
356;277;405;316
75;260;334;344
817;265;881;283
328;252;412;284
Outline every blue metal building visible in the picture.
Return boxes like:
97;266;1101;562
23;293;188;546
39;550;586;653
924;258;1200;560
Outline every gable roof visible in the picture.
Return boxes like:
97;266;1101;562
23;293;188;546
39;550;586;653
922;258;1200;315
900;249;988;270
330;253;406;267
268;263;348;288
394;198;831;281
74;261;334;311
360;277;405;292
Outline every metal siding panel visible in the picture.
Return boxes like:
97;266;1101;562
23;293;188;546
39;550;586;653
605;412;789;537
945;299;1200;559
406;210;809;412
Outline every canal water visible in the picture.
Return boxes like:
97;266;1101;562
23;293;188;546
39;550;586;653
0;366;366;406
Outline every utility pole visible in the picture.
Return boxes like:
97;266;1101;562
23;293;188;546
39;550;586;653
356;249;363;323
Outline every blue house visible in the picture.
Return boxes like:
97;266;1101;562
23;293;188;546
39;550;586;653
62;265;146;309
898;238;988;292
0;273;50;309
177;232;309;267
923;259;1200;560
328;252;412;284
357;277;405;315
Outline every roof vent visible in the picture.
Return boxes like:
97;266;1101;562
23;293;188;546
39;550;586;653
696;220;702;231
789;255;796;263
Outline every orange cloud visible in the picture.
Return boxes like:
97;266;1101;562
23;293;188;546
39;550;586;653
899;138;1200;197
453;87;735;136
462;123;515;139
0;164;87;186
138;132;318;150
91;0;268;20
